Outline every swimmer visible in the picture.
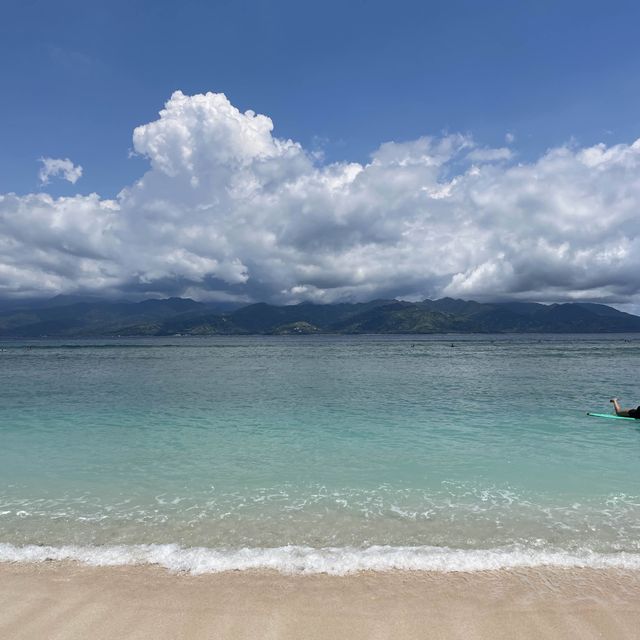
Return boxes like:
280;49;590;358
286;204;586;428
610;398;640;418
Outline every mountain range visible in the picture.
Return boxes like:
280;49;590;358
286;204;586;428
1;296;640;337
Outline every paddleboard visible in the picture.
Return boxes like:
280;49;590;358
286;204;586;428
587;412;638;421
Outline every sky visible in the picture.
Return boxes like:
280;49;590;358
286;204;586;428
1;0;640;309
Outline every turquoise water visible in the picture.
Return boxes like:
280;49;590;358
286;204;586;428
1;335;640;572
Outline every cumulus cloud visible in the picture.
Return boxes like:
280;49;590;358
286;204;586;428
2;90;640;306
38;157;83;185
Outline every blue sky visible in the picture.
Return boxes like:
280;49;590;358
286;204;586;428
2;0;640;307
2;0;639;197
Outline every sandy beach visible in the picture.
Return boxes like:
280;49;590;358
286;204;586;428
1;564;639;639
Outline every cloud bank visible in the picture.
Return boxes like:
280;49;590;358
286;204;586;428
2;90;640;306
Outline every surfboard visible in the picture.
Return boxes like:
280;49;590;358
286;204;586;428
586;412;638;421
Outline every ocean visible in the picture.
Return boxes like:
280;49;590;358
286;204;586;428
1;335;640;574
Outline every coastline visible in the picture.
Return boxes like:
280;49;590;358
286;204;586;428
1;563;639;639
3;542;640;574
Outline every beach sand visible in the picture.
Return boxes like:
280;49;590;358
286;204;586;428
1;563;639;639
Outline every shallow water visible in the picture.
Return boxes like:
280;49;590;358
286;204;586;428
1;335;640;572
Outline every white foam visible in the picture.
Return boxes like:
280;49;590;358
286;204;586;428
1;543;640;575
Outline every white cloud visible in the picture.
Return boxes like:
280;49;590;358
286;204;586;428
38;157;83;185
466;147;513;162
1;91;640;306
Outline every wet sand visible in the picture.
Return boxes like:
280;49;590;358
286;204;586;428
1;563;639;639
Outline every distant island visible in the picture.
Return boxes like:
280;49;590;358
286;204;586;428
1;295;640;337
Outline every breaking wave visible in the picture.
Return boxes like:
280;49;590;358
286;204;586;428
2;543;640;575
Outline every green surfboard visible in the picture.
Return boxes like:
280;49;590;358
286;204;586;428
587;412;638;421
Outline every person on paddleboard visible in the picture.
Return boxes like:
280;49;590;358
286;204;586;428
610;398;640;418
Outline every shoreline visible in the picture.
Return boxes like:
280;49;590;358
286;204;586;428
1;563;640;639
3;542;640;574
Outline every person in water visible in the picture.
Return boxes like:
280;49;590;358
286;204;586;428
610;398;640;418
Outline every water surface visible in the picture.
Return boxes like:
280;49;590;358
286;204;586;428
1;335;639;572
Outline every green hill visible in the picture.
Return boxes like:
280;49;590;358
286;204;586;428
1;296;639;336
